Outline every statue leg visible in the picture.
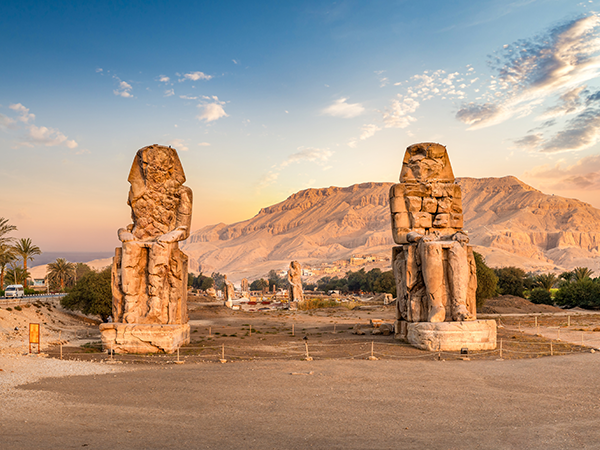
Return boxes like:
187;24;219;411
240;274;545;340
147;241;172;323
448;242;474;321
419;241;446;322
121;241;144;323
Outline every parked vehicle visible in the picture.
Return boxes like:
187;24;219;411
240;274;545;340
4;284;24;297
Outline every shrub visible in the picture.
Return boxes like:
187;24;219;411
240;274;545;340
494;266;526;298
529;287;552;305
554;279;600;309
474;252;498;309
61;267;112;321
298;298;339;310
14;305;22;311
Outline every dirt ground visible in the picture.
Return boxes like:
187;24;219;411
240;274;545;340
479;295;564;314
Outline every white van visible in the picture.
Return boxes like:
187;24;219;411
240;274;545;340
4;284;24;298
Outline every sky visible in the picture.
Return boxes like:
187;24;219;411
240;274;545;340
2;0;600;253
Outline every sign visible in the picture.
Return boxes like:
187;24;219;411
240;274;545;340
29;323;40;353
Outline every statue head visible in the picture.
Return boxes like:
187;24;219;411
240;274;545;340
399;142;455;183
127;144;186;201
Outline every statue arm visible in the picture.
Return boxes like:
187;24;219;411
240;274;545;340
157;186;193;244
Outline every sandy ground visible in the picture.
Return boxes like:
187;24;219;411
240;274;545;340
1;355;600;449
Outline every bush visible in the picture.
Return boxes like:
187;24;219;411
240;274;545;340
61;268;112;320
474;252;498;309
529;287;552;305
298;298;339;310
14;305;22;311
554;279;600;309
494;267;526;298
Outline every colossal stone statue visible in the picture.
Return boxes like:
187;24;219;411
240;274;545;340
100;144;192;353
223;275;235;305
288;261;303;310
241;278;249;296
390;143;496;351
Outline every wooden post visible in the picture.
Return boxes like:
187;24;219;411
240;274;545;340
557;328;560;340
59;330;62;360
220;343;226;363
333;324;336;334
177;347;180;362
568;315;571;327
535;316;538;328
304;341;313;361
292;324;295;336
209;326;212;337
500;339;503;359
551;341;553;356
249;324;252;336
582;332;584;346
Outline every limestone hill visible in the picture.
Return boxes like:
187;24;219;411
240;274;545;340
181;177;600;282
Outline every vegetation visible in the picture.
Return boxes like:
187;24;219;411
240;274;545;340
309;268;396;296
529;287;553;305
494;266;527;298
554;279;600;309
298;298;339;310
0;244;17;288
4;265;30;286
534;273;558;292
474;252;498;308
210;272;225;290
12;237;41;289
0;217;17;246
267;270;286;290
189;272;214;290
47;258;76;292
61;267;112;321
250;278;269;291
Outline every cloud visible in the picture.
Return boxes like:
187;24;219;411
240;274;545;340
197;102;228;123
166;138;189;151
164;89;175;97
322;98;365;118
258;171;279;189
0;113;16;129
9;103;35;123
456;14;600;130
180;95;198;100
525;153;600;190
1;103;78;150
96;68;103;73
382;96;419;128
197;142;211;146
158;75;170;83
280;147;333;168
179;71;212;82
113;79;133;98
359;124;381;140
513;133;544;150
541;106;600;152
232;59;239;65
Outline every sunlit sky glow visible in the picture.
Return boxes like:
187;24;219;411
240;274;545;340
2;0;600;252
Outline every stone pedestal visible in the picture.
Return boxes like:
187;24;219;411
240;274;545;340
401;320;496;351
99;323;190;354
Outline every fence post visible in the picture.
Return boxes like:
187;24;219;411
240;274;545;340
550;341;553;356
220;343;227;363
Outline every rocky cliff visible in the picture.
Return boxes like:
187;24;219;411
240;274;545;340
181;177;600;281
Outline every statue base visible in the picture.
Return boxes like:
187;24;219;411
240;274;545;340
99;323;190;354
396;320;497;351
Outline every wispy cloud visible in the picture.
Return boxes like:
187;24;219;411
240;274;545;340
196;96;228;123
113;77;133;98
164;89;175;97
166;138;189;151
525;153;600;190
197;142;211;146
456;14;600;134
1;103;78;150
179;71;213;82
322;98;365;118
158;75;170;83
257;147;333;189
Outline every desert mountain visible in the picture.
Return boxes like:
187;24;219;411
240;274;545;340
181;177;600;283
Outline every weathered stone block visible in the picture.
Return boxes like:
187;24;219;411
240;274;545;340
433;213;449;228
451;198;463;214
393;212;411;229
450;213;463;228
390;196;407;213
405;196;422;212
404;183;432;197
406;320;497;351
422;197;438;213
437;197;453;213
99;323;190;354
410;212;432;228
389;184;406;199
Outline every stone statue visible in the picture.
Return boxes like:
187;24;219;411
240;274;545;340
100;144;192;353
389;143;496;350
223;275;235;303
241;278;249;297
288;261;303;309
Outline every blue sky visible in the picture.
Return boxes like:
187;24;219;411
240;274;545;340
1;0;600;252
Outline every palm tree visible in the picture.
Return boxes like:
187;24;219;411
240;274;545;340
0;243;17;289
5;263;29;286
0;217;17;246
46;258;75;292
535;273;558;292
573;267;594;282
12;238;41;289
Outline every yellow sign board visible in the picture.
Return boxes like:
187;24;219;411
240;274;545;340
29;323;40;353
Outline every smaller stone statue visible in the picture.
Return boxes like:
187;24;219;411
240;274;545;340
223;275;235;304
241;278;249;298
288;261;303;310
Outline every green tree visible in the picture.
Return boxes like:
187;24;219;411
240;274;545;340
47;258;76;292
474;252;498;308
347;268;368;292
61;268;112;321
0;243;17;289
190;272;214;290
12;238;41;289
572;267;594;282
554;279;600;309
250;278;268;291
494;266;526;298
4;264;29;286
535;273;558;292
529;287;553;305
372;270;396;296
211;272;225;290
74;263;92;283
267;269;285;290
0;217;17;246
